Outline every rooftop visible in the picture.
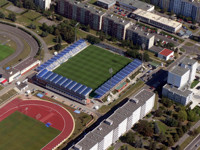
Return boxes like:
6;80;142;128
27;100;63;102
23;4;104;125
133;9;182;28
97;0;116;5
117;0;154;11
4;68;20;79
181;57;197;66
159;48;174;57
170;66;189;76
104;13;131;25
164;84;192;98
127;24;155;39
14;57;39;71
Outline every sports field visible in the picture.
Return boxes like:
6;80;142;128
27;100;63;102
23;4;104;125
0;111;60;150
53;45;131;89
0;44;15;61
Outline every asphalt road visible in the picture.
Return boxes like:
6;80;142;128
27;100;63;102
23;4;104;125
185;134;200;150
0;24;38;73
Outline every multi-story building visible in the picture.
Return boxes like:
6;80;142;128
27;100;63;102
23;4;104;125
116;0;155;12
34;0;51;9
151;0;200;22
102;14;131;40
97;0;116;9
71;89;155;150
132;9;182;33
57;0;106;30
162;57;198;105
126;24;155;49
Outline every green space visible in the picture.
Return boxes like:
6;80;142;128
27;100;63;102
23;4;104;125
0;111;60;150
0;85;3;91
23;10;41;20
0;89;17;103
191;79;199;88
53;45;131;89
0;44;15;61
185;42;194;46
89;0;97;4
0;0;8;6
156;121;168;133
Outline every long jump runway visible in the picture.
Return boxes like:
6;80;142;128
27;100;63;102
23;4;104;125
0;98;75;150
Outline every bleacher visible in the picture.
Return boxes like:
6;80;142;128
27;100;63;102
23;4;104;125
36;69;92;99
37;39;88;72
95;59;142;98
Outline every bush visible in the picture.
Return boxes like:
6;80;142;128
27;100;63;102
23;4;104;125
86;35;100;44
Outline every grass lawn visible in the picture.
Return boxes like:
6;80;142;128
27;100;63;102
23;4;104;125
191;79;199;88
53;45;131;90
23;10;41;20
0;111;60;150
0;89;17;104
0;44;15;61
0;0;8;6
185;42;194;46
156;121;168;134
89;0;97;4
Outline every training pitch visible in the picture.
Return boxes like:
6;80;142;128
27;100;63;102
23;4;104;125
53;45;131;89
0;111;60;150
0;44;15;61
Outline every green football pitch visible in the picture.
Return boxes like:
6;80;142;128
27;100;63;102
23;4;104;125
53;45;131;90
0;44;15;61
0;111;60;150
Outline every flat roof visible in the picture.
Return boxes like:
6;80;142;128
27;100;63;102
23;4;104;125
117;0;154;11
104;13;131;25
170;66;189;76
181;57;197;66
4;68;20;79
98;0;116;5
14;57;38;71
127;24;155;39
164;84;192;98
133;9;182;28
159;48;174;57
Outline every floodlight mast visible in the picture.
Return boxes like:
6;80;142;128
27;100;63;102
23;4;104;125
141;43;145;67
109;68;113;95
75;23;79;42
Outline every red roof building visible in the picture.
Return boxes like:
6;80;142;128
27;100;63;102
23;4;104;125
158;48;174;61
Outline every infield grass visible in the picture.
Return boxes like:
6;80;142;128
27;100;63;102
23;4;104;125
0;44;15;61
0;111;60;150
53;45;131;89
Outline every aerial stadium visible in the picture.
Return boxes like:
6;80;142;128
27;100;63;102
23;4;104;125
34;39;142;104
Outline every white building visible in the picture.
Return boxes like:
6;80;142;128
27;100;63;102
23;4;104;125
163;57;198;106
158;48;174;61
167;66;190;88
97;0;116;9
72;89;155;150
34;0;51;10
132;9;182;33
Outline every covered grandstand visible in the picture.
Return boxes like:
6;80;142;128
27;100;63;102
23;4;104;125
95;59;142;99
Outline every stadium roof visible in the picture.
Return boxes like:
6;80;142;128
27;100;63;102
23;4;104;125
95;59;142;98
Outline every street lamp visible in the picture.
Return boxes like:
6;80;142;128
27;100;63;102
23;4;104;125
75;23;79;42
109;68;113;95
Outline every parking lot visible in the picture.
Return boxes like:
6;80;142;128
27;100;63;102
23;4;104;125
108;6;132;18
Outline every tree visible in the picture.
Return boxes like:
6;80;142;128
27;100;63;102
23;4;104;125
173;133;179;142
57;15;63;21
187;110;198;122
165;117;178;127
154;122;160;134
177;110;187;121
167;136;174;146
160;145;168;150
134;138;143;148
86;35;100;44
154;108;163;117
0;11;5;19
28;23;36;29
54;43;62;51
174;145;181;150
157;132;167;143
8;13;16;22
120;131;135;145
23;0;35;9
134;120;154;137
161;97;173;108
143;52;150;62
41;23;48;31
177;128;184;137
149;141;157;150
41;31;48;37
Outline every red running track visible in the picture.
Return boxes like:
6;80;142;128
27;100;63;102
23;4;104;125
0;98;75;150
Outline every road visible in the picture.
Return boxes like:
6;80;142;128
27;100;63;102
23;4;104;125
0;24;38;73
185;134;200;150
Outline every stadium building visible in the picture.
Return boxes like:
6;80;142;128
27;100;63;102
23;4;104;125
3;57;40;83
34;39;142;104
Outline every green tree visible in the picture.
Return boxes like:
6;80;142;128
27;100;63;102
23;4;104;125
8;13;16;22
157;132;167;143
149;141;157;150
41;31;48;37
143;52;150;62
173;133;179;142
120;131;135;145
54;43;62;51
0;12;5;19
134;120;154;137
160;145;168;150
167;136;174;146
178;110;187;121
86;35;100;44
154;122;160;134
177;128;184;137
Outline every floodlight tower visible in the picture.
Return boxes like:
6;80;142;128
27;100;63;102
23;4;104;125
109;68;113;95
141;43;145;67
75;23;79;42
